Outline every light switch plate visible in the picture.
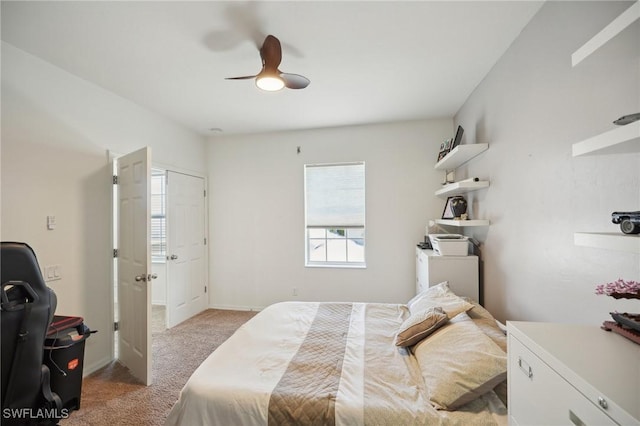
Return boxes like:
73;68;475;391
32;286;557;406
47;215;56;230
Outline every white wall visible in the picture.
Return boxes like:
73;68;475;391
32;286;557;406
454;1;640;324
1;42;207;374
207;119;453;310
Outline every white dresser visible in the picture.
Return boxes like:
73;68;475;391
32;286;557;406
415;248;479;302
507;321;640;426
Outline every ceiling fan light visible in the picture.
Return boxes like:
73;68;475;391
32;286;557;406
256;76;284;91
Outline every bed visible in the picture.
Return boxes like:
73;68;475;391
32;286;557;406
165;282;508;425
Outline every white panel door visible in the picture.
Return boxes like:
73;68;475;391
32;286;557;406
166;171;206;328
117;147;152;385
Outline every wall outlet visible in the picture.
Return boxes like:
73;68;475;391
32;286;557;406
292;287;298;296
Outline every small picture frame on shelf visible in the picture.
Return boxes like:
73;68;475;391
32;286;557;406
441;196;456;219
437;138;453;162
451;125;464;151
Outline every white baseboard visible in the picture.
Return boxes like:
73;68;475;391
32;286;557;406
83;354;112;377
209;303;264;312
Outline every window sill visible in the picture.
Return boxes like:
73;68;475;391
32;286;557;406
305;263;366;269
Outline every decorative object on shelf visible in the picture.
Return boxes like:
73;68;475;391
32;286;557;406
441;170;455;185
595;278;640;299
436;126;465;163
437;138;453;162
610;312;640;332
442;196;467;220
596;279;640;344
450;196;468;218
451;125;464;151
611;211;640;234
613;112;640;126
602;319;640;345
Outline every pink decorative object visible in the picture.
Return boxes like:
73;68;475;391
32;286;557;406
595;279;640;299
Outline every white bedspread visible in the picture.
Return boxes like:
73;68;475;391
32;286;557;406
165;302;507;425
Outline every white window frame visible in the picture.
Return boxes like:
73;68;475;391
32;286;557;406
304;162;366;268
150;169;166;263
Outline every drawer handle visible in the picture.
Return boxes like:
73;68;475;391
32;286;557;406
518;356;533;379
569;410;586;426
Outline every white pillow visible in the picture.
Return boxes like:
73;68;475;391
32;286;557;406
395;306;448;347
413;315;507;410
408;281;473;319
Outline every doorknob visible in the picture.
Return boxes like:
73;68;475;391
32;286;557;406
135;274;157;282
170;254;178;260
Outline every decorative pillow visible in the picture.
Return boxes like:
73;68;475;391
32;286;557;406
412;315;507;410
464;297;507;352
395;306;448;347
408;281;473;319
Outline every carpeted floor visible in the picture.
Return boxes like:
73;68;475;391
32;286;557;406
60;308;257;425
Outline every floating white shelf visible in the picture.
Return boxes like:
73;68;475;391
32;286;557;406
574;232;640;254
571;3;640;255
572;121;640;156
435;143;489;171
572;1;640;67
435;219;490;227
435;180;490;198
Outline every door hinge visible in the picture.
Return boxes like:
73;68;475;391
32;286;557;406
112;175;118;185
114;321;119;331
204;237;207;245
204;189;206;197
204;286;207;293
113;248;118;258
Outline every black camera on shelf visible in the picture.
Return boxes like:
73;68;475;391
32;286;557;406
611;211;640;234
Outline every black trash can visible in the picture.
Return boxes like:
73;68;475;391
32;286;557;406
43;315;93;412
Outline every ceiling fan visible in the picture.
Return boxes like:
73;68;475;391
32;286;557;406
226;35;310;92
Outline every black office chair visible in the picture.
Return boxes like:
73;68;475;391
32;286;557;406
1;242;62;425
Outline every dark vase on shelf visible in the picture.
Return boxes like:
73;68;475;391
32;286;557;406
450;196;468;218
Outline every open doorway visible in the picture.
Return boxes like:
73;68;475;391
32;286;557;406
148;169;209;331
111;154;207;385
150;168;168;334
112;165;207;356
111;163;167;361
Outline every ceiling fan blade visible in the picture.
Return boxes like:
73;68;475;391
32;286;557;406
225;75;258;80
260;35;282;70
280;73;310;89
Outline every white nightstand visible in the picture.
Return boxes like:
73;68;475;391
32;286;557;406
507;321;640;426
415;248;479;302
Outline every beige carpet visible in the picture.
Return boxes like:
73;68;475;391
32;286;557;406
60;308;257;425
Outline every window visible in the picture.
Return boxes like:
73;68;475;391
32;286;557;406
150;169;166;262
304;162;365;267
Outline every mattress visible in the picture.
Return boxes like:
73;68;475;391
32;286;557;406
165;301;507;425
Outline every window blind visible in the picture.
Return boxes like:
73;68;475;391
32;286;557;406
304;162;365;228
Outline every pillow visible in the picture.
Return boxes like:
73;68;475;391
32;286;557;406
412;315;507;410
408;281;473;319
395;306;448;347
464;298;507;352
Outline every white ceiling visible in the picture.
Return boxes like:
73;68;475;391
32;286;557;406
1;1;544;136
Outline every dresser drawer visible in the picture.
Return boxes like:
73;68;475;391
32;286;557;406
508;335;616;426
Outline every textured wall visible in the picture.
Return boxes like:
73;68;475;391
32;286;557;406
454;1;640;324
